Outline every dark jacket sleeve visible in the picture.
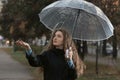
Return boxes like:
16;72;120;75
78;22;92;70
68;66;77;80
26;51;46;67
66;60;77;80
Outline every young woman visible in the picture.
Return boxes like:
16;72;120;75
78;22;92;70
16;28;85;80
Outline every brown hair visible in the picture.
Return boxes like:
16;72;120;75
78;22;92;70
42;28;86;77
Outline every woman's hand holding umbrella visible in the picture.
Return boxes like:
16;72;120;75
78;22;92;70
65;47;73;60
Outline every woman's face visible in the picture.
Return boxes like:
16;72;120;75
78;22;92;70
53;31;64;49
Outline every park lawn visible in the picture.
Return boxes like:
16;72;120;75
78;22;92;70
1;47;120;80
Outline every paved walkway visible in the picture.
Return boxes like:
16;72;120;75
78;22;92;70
0;50;34;80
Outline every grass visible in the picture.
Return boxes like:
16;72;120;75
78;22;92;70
1;47;120;80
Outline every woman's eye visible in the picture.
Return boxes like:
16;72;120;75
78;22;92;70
57;35;62;38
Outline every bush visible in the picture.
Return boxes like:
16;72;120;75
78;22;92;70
13;44;43;54
31;45;43;54
13;44;25;52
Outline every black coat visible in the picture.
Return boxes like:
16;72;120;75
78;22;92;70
26;48;77;80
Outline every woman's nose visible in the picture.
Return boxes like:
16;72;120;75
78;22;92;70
54;37;57;40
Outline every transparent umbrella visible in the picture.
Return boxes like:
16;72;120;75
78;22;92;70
39;0;114;41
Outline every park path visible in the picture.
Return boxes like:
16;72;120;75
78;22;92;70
0;49;34;80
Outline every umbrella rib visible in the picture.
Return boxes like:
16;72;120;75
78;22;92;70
59;8;74;29
96;16;108;39
70;9;80;46
41;8;62;30
71;9;80;38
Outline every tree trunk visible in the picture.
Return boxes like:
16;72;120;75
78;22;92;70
83;41;88;54
75;40;87;60
102;40;107;56
112;30;118;59
82;41;88;60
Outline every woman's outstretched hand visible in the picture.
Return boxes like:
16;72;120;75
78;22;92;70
15;40;31;50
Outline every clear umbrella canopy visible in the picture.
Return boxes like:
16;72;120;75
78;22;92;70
39;0;114;41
